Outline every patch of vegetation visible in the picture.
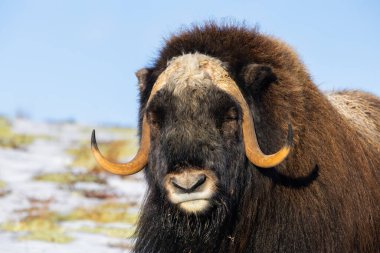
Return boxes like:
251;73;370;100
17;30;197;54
0;180;10;197
1;198;138;243
1;201;73;244
78;189;120;199
2;217;73;243
34;171;106;184
62;202;139;224
78;225;135;238
0;117;50;148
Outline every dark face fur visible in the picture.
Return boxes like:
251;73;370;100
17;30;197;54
135;55;251;253
145;75;246;215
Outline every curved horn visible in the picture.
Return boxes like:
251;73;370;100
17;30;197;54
91;117;150;175
211;71;293;168
91;68;172;175
242;109;293;168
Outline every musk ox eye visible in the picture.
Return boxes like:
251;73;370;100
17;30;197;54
147;109;164;129
223;107;239;121
220;107;240;136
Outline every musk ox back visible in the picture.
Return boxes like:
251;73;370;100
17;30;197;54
92;24;380;252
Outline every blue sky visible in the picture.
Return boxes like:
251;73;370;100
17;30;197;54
0;0;379;126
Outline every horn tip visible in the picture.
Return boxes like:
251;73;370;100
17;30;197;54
91;129;98;149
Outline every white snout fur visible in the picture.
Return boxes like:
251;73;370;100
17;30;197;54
164;169;217;213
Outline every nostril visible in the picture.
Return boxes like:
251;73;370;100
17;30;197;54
189;174;206;192
171;174;207;193
171;180;188;192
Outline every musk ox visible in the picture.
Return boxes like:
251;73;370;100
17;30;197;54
91;24;380;252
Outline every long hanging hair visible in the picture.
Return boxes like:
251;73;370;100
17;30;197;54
133;23;380;253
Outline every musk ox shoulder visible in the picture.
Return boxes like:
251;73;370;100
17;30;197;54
92;24;380;253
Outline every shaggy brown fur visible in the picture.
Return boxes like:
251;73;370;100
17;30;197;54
135;23;380;252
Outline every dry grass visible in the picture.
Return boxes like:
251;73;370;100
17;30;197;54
78;189;120;199
34;171;106;184
1;197;138;243
63;201;139;224
2;217;74;243
0;180;5;188
2;198;73;243
0;117;50;148
78;225;135;238
0;180;10;197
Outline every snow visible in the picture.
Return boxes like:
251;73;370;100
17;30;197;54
0;117;146;253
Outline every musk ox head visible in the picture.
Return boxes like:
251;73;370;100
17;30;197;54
92;53;292;214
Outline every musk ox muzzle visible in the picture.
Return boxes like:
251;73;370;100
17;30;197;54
163;168;217;213
91;53;293;175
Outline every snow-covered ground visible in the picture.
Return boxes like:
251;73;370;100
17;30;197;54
0;117;146;253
